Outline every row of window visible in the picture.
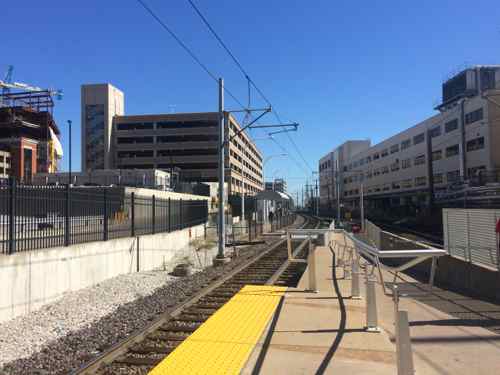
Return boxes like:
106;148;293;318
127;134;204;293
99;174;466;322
229;122;263;163
343;167;485;198
343;137;485;184
345;108;483;171
116;120;217;131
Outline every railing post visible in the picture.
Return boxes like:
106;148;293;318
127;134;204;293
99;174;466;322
287;231;292;259
8;177;16;254
351;251;361;299
248;217;252;242
103;188;108;241
307;236;318;292
365;268;380;332
131;192;135;237
179;198;183;230
396;309;415;375
168;197;171;232
65;183;70;246
152;195;156;234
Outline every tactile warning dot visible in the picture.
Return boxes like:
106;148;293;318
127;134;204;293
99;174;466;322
149;285;286;375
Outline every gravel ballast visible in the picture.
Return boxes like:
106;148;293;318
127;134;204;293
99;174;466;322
0;241;268;375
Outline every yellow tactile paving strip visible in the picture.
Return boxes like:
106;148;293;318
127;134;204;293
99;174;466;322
149;284;286;375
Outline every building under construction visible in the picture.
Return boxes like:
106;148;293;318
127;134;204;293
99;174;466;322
0;90;63;182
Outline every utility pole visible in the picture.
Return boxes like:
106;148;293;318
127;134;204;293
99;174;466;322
336;159;341;224
426;129;435;209
67;120;72;186
216;78;228;264
315;178;319;216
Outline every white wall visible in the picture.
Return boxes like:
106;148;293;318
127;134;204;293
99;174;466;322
0;223;206;323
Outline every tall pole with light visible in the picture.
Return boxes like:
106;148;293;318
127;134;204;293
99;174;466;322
67;120;72;186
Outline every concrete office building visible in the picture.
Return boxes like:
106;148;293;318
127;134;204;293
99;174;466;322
318;140;370;211
319;65;500;212
81;84;263;196
81;84;124;171
112;112;263;196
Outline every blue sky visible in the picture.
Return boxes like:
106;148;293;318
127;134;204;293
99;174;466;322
3;0;499;196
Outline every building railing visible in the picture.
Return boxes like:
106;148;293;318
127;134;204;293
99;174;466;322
0;179;208;254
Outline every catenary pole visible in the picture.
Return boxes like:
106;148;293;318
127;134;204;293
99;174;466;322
217;78;226;259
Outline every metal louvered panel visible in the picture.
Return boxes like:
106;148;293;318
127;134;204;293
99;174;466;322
443;208;500;270
468;210;498;268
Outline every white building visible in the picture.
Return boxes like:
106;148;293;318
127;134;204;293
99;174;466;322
81;84;125;171
319;65;500;213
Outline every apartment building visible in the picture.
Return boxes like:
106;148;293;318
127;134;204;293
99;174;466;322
319;65;500;211
265;178;287;193
318;140;370;210
81;84;125;170
81;84;263;196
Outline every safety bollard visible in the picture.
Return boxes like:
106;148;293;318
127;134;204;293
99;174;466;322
365;270;380;332
307;237;318;292
396;310;415;375
351;255;361;299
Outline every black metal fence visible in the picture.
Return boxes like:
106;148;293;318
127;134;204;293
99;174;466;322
0;180;208;254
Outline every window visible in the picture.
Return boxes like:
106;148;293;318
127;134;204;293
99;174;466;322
431;150;442;161
402;158;411;169
445;119;458;133
392;181;400;189
381;166;389;174
382;184;390;191
433;173;444;184
415;176;427;186
117;136;154;144
429;126;441;138
468;165;486;177
413;133;425;145
373;153;380;160
414;154;425;165
466;137;485;152
447;170;460;182
391;160;400;171
390;144;399;154
381;149;389;157
401;139;411;150
401;179;413;188
445;144;459;157
374;168;381;176
366;156;372;163
465;108;484;125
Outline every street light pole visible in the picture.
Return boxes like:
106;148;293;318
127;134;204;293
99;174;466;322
67;120;72;186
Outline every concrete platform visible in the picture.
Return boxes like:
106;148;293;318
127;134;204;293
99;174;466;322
243;244;397;374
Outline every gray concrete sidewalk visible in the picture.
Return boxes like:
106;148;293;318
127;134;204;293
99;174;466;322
243;242;397;374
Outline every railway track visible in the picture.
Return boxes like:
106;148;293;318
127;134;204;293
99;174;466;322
75;215;319;375
373;221;444;248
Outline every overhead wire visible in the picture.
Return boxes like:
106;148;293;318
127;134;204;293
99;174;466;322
136;0;246;110
185;0;314;174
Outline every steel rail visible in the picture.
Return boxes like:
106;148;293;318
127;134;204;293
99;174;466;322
73;214;315;375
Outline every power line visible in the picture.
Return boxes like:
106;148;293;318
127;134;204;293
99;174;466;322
136;0;246;109
137;0;311;180
186;0;314;173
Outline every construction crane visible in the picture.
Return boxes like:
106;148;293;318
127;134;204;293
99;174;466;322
0;65;63;107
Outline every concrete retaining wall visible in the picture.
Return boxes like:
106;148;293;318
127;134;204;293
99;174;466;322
0;224;206;323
